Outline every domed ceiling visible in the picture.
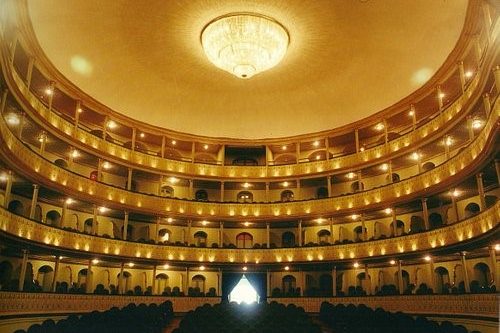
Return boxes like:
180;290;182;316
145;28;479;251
27;0;467;139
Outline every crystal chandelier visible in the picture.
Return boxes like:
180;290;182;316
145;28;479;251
201;13;289;79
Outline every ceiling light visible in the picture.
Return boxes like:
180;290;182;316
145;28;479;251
98;206;108;213
451;189;460;197
244;222;251;227
199;265;206;271
166;218;173;223
282;181;289;187
0;173;8;182
347;172;355;179
169;177;179;184
70;149;80;158
102;161;112;169
5;114;20;126
163;264;170;269
44;87;53;96
353;262;359;268
201;13;289;79
284;266;290;271
65;198;74;205
495;244;500;251
77;108;83;113
139;133;145;138
242;266;248;271
465;71;473;78
127;262;134;267
203;144;209;150
423;255;431;261
374;123;385;131
380;163;389;171
201;220;208;226
282;145;287;151
438;92;445;99
410;152;421;161
359;147;365;152
384;208;392;215
389;260;396;265
106;120;117;129
171;140;177;145
472;118;483;129
92;258;99;264
313;141;320;147
315;155;321;160
351;214;359;220
445;136;453;146
242;182;251;188
408;110;415;116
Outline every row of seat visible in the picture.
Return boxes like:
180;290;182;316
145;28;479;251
13;301;174;333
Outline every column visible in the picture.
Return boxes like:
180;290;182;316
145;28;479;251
265;182;270;202
47;82;55;112
327;176;332;197
219;222;224;247
184;268;189;293
3;171;13;208
85;259;93;293
296;142;300;164
296;179;301;200
387;161;393;184
39;132;47;155
266;223;270;248
391;209;397;237
332;266;337;296
51;256;61;292
325;137;330;160
29;184;39;219
187;220;192;245
61;199;68;228
483;93;491;116
123;212;129;240
300;271;305;296
488;246;498;288
102;116;109;140
219;145;225;166
364;264;371;295
26;57;35;89
422;198;430;230
357;171;363;190
118;262;125;294
298;220;302;246
355;129;360;153
495;160;500;186
361;215;367;241
458;61;466;92
97;158;103;181
73;101;81;136
437;85;444;111
18;250;28;291
127;168;133;190
451;191;460;222
444;136;450;159
131;128;137;151
397;260;404;295
461;252;470;293
410;105;416;130
92;205;98;235
329;218;334;243
152;265;157;295
220;182;225;202
217;270;222;296
189;180;194;199
155;217;160;243
266;270;271;297
383;119;388;145
467;116;474;141
476;173;486;210
18;112;26;140
494;66;500;94
160;136;166;158
427;258;436;293
191;142;196;163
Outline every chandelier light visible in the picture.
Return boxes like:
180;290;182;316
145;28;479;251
201;13;289;79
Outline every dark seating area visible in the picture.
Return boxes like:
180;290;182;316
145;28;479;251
319;302;482;333
13;301;174;333
172;302;322;333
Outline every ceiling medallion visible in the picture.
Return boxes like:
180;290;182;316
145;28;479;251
201;13;289;79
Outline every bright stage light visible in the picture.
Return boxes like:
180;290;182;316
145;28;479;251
228;275;259;304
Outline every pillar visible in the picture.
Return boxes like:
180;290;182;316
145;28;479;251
123;212;129;240
476;173;486;210
427;258;436;293
265;182;270;202
444;136;450;159
266;223;270;248
187;220;192;245
329;218;334;243
364;264;371;295
91;205;98;235
39;132;47;155
422;198;430;230
219;222;224;247
451;192;460;222
47;82;55;112
461;252;470;293
266;270;271;297
220;182;224;202
391;209;397;237
51;256;61;292
495;160;500;186
118;262;125;294
26;57;35;89
361;215;367;241
296;179;301;200
191;142;196;163
387;161;393;184
155;217;160;243
332;266;337;296
184;268;189;293
131;128;137;151
327;176;332;197
355;129;360;153
85;259;93;293
189;180;194;199
458;61;466;92
61;199;68;228
102;116;109;140
97;158;103;181
18;250;28;291
127;168;133;190
300;271;305;296
298;220;303;246
73;100;81;136
18;112;26;140
296;142;300;164
410;105;416;130
397;260;404;295
383;119;388;145
489;246;498;288
357;171;363;190
217;269;222;296
467;116;474;141
483;93;491;116
494;66;500;94
325;137;330;160
160;136;166;158
152;265;157;295
3;171;13;208
29;184;39;219
437;85;444;111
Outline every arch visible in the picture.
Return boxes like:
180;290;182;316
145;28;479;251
0;261;13;291
232;157;258;166
117;271;132;292
422;162;435;171
305;274;316;292
429;212;443;229
236;232;253;248
194;153;217;163
160;185;174;198
307;150;327;161
410;216;425;233
160;147;182;159
356;272;370;287
158;228;171;243
96;269;111;289
280;190;294;202
155;273;169;295
84;218;94;234
36;265;54;292
54;158;68;169
317;229;331;244
390;220;405;236
193;231;208;246
237;191;253;203
434;267;450;294
464;202;480;218
350;181;364;193
316;187;328;199
8;200;24;216
453;264;464;288
386;173;400;183
353;226;366;241
374;221;388;239
195;190;208;201
282;275;296;294
77;268;88;288
45;210;61;227
191;274;206;293
394;270;410;293
273;153;297;165
281;231;295;247
473;263;491;288
121;224;133;240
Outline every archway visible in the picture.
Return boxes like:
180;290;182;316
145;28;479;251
54;159;68;169
236;232;253;248
191;274;206;293
464;202;480;218
316;187;328;199
195;190;208;201
0;261;13;291
429;213;443;229
434;267;450;294
7;200;24;216
155;273;169;295
46;210;62;227
317;229;331;244
410;216;425;233
282;275;296;294
281;231;295;247
319;274;333;296
473;263;491;289
280;190;294;202
117;271;132;293
194;231;208;247
237;191;253;203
